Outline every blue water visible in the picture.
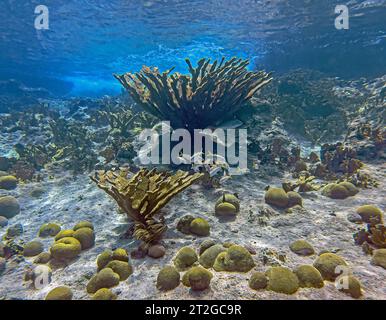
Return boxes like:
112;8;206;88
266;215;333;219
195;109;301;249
0;0;385;96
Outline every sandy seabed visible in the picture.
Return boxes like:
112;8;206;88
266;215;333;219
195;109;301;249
0;161;385;301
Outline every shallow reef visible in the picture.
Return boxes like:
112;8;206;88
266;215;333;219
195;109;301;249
0;66;384;300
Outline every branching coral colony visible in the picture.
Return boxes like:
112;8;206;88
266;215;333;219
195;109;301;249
114;57;272;130
91;169;203;245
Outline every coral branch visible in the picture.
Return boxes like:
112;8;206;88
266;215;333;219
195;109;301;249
91;169;203;244
114;57;272;130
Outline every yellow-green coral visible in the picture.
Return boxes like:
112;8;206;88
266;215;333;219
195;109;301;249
371;249;386;269
50;237;82;261
39;223;61;238
105;260;133;281
199;244;226;269
213;245;255;273
91;169;203;244
55;229;75;241
73;221;94;231
45;286;73;300
249;272;268;290
23;241;44;257
73;227;95;250
0;175;18;190
356;205;383;224
92;288;117;300
112;248;129;262
313;253;347;281
183;266;213;291
86;268;120;294
189;218;210;237
174;247;198;270
264;187;289;208
114;57;272;131
338;276;362;299
289;240;315;256
266;266;299;294
157;266;180;291
294;265;324;288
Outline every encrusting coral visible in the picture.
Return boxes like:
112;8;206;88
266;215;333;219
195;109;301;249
114;57;272;130
91;168;203;245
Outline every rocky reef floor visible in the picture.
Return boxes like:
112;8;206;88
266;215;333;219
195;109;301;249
0;160;385;300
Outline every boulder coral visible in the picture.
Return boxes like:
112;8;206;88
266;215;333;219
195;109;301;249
38;223;61;238
266;266;299;294
294;265;324;288
264;187;289;208
215;194;240;217
73;227;95;250
0;196;20;219
45;286;73;300
249;272;268;290
213;245;255;273
0;175;18;190
50;237;82;261
86;268;120;294
356;205;383;224
199;244;226;269
313;253;348;281
183;266;213;291
174;247;198;270
189;218;210;237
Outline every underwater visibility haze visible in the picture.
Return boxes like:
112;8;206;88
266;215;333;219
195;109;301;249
0;0;385;301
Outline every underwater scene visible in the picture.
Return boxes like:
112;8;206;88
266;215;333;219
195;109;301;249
0;0;385;302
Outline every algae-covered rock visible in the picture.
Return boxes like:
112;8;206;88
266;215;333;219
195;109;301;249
45;286;73;300
183;266;213;291
213;245;255;272
23;240;44;257
50;237;82;261
356;205;383;224
294;265;324;288
287;191;303;208
189;218;210;237
33;252;51;264
174;247;198;270
313;253;347;281
73;227;95;250
39;223;61;238
0;175;18;190
289;240;315;256
338;275;362;299
157;266;180;291
371;249;386;269
148;244;166;259
264;188;289;208
112;248;129;262
0;196;20;219
105;260;133;281
97;250;114;271
73;221;94;231
92;288;117;300
266;266;299;294
249;272;268;290
199;244;226;269
54;229;75;241
86;268;120;294
199;239;216;255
